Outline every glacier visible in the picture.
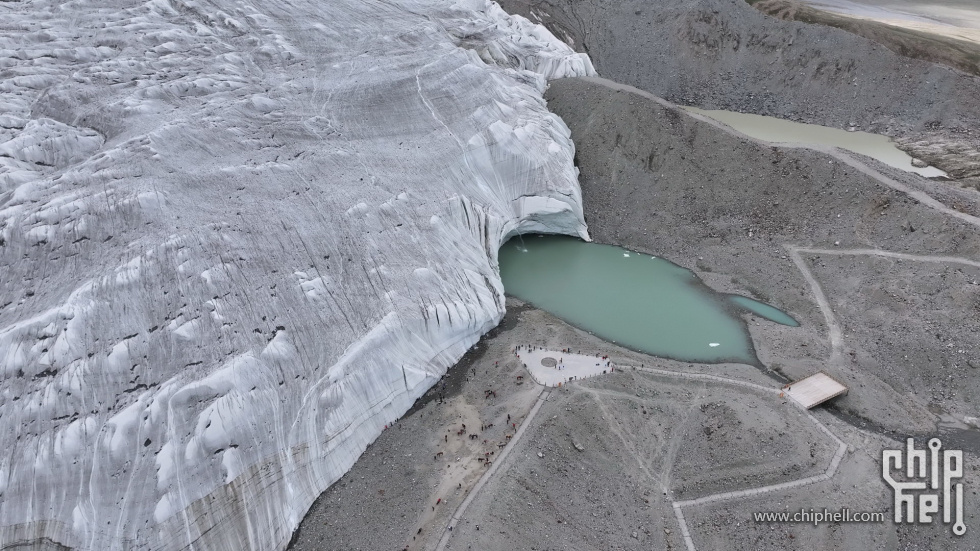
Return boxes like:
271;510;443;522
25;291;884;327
0;0;593;549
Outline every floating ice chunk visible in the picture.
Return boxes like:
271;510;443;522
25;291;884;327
709;343;720;347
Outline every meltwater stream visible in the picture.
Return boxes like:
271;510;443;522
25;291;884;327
498;235;798;364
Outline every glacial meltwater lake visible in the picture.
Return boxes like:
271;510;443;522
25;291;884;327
498;235;798;364
685;107;947;178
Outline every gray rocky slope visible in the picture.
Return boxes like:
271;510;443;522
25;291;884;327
500;0;980;131
498;0;980;180
0;1;594;549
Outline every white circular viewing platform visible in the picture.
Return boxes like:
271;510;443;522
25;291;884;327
513;345;614;387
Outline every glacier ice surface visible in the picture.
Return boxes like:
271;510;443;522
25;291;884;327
0;0;594;549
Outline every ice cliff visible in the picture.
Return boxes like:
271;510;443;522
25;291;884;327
0;0;593;548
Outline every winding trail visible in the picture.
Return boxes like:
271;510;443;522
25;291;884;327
792;247;980;268
786;246;980;363
665;246;980;549
631;365;781;396
786;246;846;363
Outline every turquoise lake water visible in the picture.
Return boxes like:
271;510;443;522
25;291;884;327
498;235;798;364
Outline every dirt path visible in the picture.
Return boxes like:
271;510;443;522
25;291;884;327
631;365;782;396
580;386;679;496
830;150;980;229
793;247;980;268
786;245;980;365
